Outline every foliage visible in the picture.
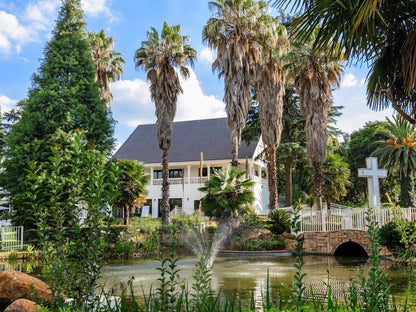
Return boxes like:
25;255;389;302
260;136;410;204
199;168;254;219
282;201;306;310
379;221;415;258
373;116;416;207
274;0;416;125
114;159;149;225
26;129;120;310
234;237;286;251
347;208;391;312
345;121;388;205
88;29;125;106
134;21;196;224
2;0;114;234
203;0;272;167
171;214;205;232
268;209;291;235
322;152;351;208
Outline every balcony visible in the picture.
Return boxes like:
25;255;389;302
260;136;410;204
152;177;208;185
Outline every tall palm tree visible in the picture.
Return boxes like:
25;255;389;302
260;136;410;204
135;22;196;224
285;30;343;211
254;18;288;211
203;0;269;167
273;0;416;124
88;30;125;106
115;159;149;225
372;116;416;207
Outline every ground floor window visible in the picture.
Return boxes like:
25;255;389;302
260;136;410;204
157;198;182;216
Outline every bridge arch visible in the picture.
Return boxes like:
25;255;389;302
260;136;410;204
333;241;368;258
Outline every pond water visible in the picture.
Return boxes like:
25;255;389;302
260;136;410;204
0;255;412;309
99;255;410;306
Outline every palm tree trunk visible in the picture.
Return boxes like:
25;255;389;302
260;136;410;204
231;134;239;167
123;203;129;226
267;145;278;211
400;173;414;208
285;156;293;207
313;161;323;211
161;148;170;224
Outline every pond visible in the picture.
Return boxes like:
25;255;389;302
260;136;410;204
98;255;410;306
0;255;412;309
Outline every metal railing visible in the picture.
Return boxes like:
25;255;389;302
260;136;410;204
1;226;24;251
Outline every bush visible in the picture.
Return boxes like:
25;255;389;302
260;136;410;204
234;237;286;251
171;214;204;232
379;220;416;257
268;209;291;235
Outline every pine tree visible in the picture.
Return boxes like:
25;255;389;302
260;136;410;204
1;0;114;233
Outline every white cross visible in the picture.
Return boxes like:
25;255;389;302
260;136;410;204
358;157;387;210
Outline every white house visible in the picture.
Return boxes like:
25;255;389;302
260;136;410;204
114;117;269;218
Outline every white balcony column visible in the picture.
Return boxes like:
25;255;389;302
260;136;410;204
187;165;191;184
207;164;211;178
150;167;154;185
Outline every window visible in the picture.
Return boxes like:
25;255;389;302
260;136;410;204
169;169;183;178
154;170;162;179
158;198;182;214
199;167;222;177
154;169;183;179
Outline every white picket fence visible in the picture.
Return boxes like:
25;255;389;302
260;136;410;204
1;226;24;251
281;204;416;233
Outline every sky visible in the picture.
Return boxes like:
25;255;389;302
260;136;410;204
0;0;395;151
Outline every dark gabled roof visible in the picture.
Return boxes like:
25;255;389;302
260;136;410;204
114;118;258;164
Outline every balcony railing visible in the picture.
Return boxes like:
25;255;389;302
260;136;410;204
153;177;209;185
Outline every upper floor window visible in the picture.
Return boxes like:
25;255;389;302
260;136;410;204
154;169;183;179
199;167;222;177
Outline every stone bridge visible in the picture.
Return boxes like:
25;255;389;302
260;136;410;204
302;230;390;257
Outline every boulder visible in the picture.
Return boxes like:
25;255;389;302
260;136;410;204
4;299;41;312
0;270;52;304
239;228;273;243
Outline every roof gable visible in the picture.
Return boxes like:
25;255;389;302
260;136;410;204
114;118;258;164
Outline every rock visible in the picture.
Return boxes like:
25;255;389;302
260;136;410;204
4;299;41;312
239;228;273;243
0;270;52;304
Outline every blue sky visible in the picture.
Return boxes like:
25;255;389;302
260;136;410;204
0;0;394;150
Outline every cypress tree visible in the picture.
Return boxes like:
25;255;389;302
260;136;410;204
1;0;114;232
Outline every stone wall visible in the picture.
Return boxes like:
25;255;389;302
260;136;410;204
303;230;390;256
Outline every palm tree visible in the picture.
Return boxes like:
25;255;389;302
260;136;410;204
285;29;343;211
88;30;125;106
322;152;351;210
135;22;196;224
203;0;270;167
199;168;254;219
273;0;416;124
372;116;416;207
115;159;149;225
254;17;288;211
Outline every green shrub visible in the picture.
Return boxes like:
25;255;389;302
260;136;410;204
171;214;204;232
268;209;291;234
129;216;161;235
379;220;416;257
234;238;285;251
241;213;269;229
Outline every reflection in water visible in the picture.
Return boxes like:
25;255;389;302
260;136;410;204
0;255;410;308
99;255;405;308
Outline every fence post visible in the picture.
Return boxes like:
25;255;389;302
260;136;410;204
20;226;24;250
1;227;4;251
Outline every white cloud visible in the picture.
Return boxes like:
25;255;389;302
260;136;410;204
0;10;33;54
341;73;358;87
177;68;225;120
199;47;214;64
0;0;116;55
0;95;17;114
